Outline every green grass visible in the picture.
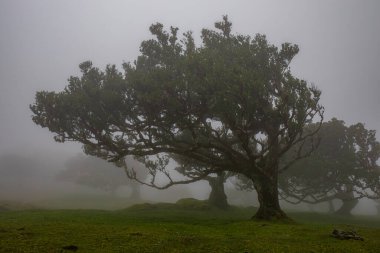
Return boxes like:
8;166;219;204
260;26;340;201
1;200;380;252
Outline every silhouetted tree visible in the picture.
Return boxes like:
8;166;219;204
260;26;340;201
279;118;380;215
30;16;323;220
207;172;229;209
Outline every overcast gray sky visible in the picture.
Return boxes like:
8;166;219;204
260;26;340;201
0;0;379;156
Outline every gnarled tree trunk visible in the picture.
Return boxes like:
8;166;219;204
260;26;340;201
335;198;358;216
252;173;288;220
250;134;289;220
335;185;358;216
207;172;229;209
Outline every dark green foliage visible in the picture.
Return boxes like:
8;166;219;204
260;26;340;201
279;118;380;215
30;16;323;220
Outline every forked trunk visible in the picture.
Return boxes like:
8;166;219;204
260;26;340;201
208;173;229;209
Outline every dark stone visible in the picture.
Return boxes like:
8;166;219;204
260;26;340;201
331;229;364;241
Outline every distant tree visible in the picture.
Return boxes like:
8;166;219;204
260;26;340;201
206;172;229;209
57;155;146;199
30;16;323;220
173;154;231;209
279;118;380;215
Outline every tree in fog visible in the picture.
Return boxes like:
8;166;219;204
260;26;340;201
279;118;380;215
57;155;146;199
0;154;55;201
375;199;380;216
0;154;43;179
173;154;231;209
0;154;49;187
30;16;323;220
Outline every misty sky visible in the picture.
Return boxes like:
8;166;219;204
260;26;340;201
0;0;379;157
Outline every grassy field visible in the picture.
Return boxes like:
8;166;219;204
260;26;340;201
1;199;380;253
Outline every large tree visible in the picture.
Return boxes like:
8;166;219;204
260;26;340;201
279;118;380;215
30;16;323;220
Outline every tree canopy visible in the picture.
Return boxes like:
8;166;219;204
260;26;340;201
30;16;323;220
279;118;380;215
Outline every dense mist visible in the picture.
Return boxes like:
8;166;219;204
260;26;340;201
0;0;379;215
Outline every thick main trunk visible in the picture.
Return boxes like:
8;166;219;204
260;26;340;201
250;133;289;220
208;173;229;209
335;186;357;216
335;198;358;216
252;174;288;220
